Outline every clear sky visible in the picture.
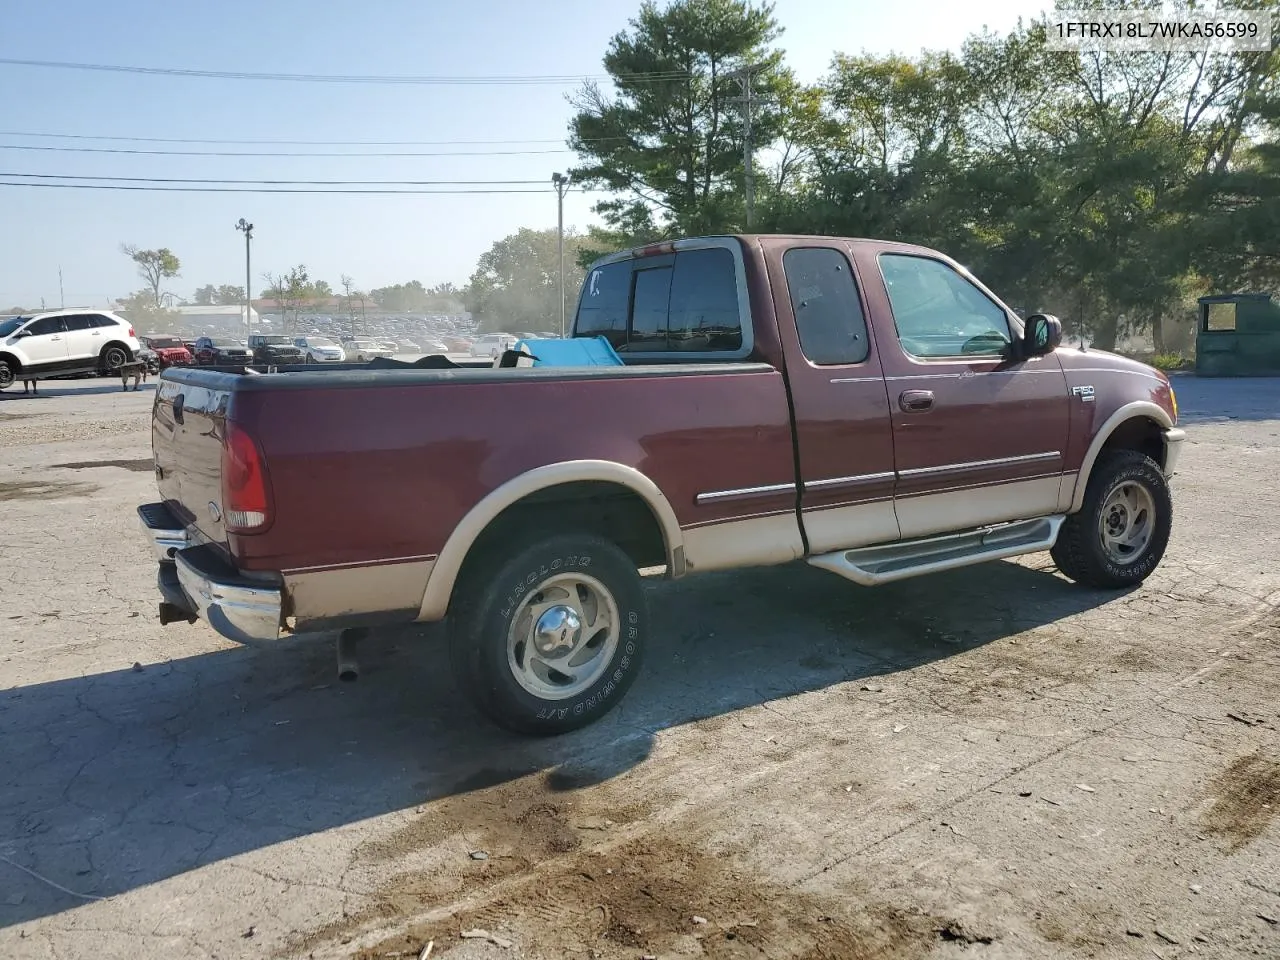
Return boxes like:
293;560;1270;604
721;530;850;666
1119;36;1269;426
0;0;1048;309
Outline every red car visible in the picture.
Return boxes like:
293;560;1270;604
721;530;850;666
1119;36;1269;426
139;234;1184;734
141;335;193;369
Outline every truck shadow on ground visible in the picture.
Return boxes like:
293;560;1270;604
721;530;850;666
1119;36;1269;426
0;558;1126;928
0;381;156;399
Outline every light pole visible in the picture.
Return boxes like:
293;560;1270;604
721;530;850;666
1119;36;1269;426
552;172;571;337
235;219;254;337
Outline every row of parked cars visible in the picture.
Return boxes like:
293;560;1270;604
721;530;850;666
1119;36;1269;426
137;333;463;370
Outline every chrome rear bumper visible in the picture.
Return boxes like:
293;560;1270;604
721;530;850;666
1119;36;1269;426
138;502;283;644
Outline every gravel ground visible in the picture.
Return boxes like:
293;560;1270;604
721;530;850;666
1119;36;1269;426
0;373;1277;960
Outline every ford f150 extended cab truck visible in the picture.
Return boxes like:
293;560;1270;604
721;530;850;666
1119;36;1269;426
138;235;1184;734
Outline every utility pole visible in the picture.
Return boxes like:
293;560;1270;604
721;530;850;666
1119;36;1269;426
552;172;571;337
727;64;765;230
235;219;254;338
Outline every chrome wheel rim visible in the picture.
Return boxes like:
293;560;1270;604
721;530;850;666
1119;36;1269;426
506;572;619;701
1098;480;1156;565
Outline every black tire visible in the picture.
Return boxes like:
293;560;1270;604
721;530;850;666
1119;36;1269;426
100;344;129;374
1052;449;1172;589
449;532;649;735
0;359;14;391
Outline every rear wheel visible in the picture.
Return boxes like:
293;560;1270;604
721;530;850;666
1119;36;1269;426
450;532;649;735
1052;450;1172;589
0;359;14;390
100;344;129;375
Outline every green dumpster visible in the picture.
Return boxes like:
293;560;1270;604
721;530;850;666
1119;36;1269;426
1195;293;1280;377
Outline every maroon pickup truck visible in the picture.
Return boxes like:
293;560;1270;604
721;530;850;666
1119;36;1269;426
138;235;1184;734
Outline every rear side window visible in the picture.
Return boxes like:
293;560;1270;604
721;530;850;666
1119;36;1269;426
89;314;117;328
783;247;870;365
63;315;94;331
576;261;631;348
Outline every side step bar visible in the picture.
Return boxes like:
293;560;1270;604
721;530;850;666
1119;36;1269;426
808;515;1065;587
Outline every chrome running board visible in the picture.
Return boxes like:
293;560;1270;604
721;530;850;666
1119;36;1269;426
808;515;1065;587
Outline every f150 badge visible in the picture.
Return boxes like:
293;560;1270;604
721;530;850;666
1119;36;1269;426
1070;384;1096;402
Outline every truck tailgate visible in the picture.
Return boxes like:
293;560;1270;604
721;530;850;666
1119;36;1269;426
152;377;231;548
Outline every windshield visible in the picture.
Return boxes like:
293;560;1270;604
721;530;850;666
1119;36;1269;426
212;339;243;348
260;336;290;345
147;337;182;348
0;316;29;337
310;337;336;346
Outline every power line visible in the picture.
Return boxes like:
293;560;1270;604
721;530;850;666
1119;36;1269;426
0;181;567;194
1;172;548;186
0;143;572;158
0;57;689;86
0;130;630;147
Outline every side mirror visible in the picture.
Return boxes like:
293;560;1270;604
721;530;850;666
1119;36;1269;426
1022;314;1062;356
15;328;32;338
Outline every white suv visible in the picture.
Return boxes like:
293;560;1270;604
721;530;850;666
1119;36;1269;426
0;309;140;390
293;336;346;363
469;333;518;358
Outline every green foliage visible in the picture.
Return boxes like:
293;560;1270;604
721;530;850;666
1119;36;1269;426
114;289;181;332
121;245;181;308
466;228;588;333
570;0;1280;352
568;0;797;242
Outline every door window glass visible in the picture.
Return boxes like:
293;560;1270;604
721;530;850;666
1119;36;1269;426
879;254;1011;358
26;316;67;336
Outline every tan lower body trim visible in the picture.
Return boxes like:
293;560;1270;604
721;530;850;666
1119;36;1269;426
802;498;900;553
285;559;435;628
894;476;1063;540
681;511;804;573
1056;471;1080;513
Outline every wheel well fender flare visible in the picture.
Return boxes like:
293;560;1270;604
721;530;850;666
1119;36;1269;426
417;460;685;622
1071;401;1174;513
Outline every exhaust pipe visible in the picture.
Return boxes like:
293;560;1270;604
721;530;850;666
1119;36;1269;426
336;628;366;682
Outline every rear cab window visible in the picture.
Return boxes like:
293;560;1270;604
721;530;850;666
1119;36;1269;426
573;240;750;360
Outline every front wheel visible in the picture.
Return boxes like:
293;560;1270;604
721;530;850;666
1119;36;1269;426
449;533;649;735
0;359;14;390
1052;449;1172;589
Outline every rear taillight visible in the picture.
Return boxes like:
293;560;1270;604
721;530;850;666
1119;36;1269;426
128;326;136;338
220;422;272;532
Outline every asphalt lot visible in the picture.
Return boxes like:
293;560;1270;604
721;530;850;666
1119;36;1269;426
0;372;1277;960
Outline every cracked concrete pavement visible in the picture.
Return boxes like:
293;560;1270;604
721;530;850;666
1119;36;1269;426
0;374;1277;960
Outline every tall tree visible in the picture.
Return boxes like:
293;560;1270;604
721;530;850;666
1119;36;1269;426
466;228;587;333
192;284;216;306
215;284;246;305
568;0;794;249
122;245;181;308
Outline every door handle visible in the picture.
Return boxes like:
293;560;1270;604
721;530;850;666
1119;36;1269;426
91;331;102;336
50;336;62;341
899;389;934;412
